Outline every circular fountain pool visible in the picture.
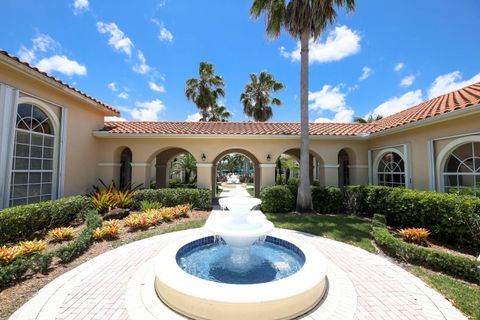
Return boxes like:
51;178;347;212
177;236;305;284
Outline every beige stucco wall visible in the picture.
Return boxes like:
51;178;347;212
0;63;107;198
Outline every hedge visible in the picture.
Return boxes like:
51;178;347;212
0;196;92;245
312;186;342;214
371;214;480;284
133;188;211;210
0;210;102;288
260;186;295;213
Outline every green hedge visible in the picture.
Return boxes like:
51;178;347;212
312;187;343;214
371;214;480;284
133;188;211;210
0;196;92;245
260;186;295;213
0;210;101;288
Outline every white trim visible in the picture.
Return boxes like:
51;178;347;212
348;164;368;169
196;163;213;168
403;144;411;188
319;164;340;168
130;162;152;167
367;150;373;185
372;147;408;187
427;139;436;191
258;163;276;168
435;135;480;192
57;107;68;198
97;162;122;167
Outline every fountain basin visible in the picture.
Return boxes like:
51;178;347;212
154;233;327;320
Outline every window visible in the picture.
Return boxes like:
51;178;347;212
443;142;480;196
376;151;405;187
9;103;56;206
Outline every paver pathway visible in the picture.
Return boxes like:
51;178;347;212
10;228;466;320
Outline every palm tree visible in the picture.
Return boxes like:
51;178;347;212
240;72;285;121
185;62;225;121
172;153;197;184
251;0;356;212
354;114;383;123
205;104;232;122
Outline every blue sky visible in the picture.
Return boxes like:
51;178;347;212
2;0;480;122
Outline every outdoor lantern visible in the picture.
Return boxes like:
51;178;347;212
201;153;206;161
266;154;271;161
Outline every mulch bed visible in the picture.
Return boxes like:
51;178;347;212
0;210;209;320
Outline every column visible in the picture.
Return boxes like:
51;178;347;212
131;162;151;187
259;163;276;190
323;164;340;187
196;163;213;190
348;165;369;185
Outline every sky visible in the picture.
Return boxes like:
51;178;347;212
2;0;480;123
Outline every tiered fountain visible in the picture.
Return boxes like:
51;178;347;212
151;196;328;320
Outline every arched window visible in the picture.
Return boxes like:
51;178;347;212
443;142;480;196
10;103;56;206
376;151;405;187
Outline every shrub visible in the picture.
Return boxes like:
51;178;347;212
124;213;152;230
90;189;118;214
372;215;480;283
0;246;23;265
0;196;91;245
139;201;163;211
18;240;46;256
174;204;191;218
287;177;299;186
48;227;75;242
161;208;176;222
260;186;295;213
89;179;141;214
94;220;121;241
398;228;430;246
133;188;211;210
312;187;343;214
144;209;164;225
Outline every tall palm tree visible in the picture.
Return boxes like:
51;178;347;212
354;114;383;123
251;0;356;212
172;153;197;184
185;62;225;121
205;104;232;122
240;72;285;121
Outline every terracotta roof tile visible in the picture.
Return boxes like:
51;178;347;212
0;50;120;116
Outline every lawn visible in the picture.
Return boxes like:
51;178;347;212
411;267;480;320
266;213;376;253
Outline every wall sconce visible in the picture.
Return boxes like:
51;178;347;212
266;154;271;161
201;153;207;161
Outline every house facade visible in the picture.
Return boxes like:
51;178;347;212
1;50;479;208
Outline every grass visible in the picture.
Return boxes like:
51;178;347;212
411;267;480;320
266;213;376;253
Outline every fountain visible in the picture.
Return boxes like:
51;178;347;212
147;196;328;320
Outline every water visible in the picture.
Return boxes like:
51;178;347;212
177;241;305;284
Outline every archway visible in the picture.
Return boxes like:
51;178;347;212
338;149;351;187
212;149;260;198
276;148;323;186
119;148;132;188
148;147;197;189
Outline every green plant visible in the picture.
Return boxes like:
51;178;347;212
371;214;480;283
0;246;23;265
18;240;46;256
133;188;211;210
0;196;91;245
398;228;430;246
94;220;121;240
48;227;75;242
90;189;118;214
311;187;343;214
89;179;142;214
260;186;295;213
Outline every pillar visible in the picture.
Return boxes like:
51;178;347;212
196;163;213;190
259;163;276;190
131;162;151;187
323;164;340;187
348;165;369;185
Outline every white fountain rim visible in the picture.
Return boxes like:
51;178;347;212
153;228;327;304
205;219;274;238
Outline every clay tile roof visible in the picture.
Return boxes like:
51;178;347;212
370;81;480;133
101;121;375;136
0;50;120;116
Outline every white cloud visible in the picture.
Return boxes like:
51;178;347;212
372;90;423;117
108;82;118;91
428;71;480;99
281;26;361;64
159;27;173;42
36;55;87;76
104;116;126;122
73;0;89;14
18;46;35;63
148;81;166;93
394;62;405;72
118;92;129;99
132;51;151;74
400;74;416;87
32;34;58;52
130;99;165;121
96;22;134;57
359;66;373;81
186;112;202;122
309;84;354;122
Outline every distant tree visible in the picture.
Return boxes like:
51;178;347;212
172;153;197;183
240;71;284;121
185;62;225;121
205;104;232;122
354;114;383;123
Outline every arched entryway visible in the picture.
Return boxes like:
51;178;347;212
119;147;132;188
338;149;350;187
148;147;197;189
276;148;323;185
212;149;260;198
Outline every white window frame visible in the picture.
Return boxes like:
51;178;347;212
373;147;408;187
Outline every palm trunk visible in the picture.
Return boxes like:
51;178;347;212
296;31;313;213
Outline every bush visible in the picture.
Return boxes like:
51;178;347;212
372;214;480;283
124;213;153;230
139;201;163;211
133;188;211;210
94;220;121;241
0;246;23;265
0;196;91;245
260;186;295;213
169;178;197;189
18;240;46;256
48;227;75;242
312;187;342;214
398;228;430;246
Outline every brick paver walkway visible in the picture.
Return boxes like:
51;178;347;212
10;228;466;320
